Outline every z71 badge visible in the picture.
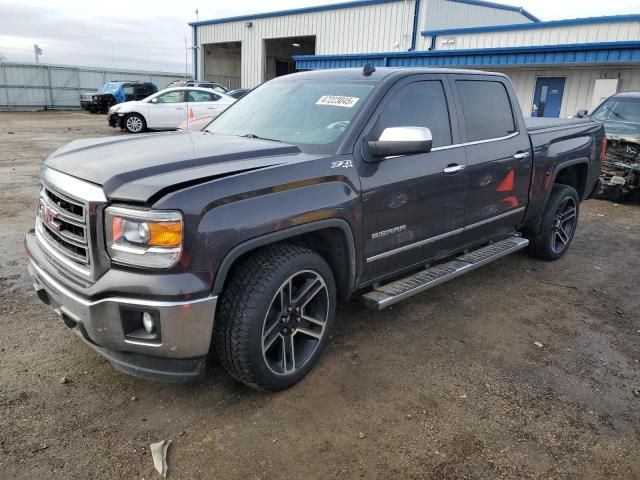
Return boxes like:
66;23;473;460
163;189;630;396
330;160;354;169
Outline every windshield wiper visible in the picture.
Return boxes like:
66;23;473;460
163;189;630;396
603;105;625;120
238;133;281;143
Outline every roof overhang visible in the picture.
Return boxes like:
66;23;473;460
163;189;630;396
447;0;539;23
189;0;538;28
421;13;640;37
294;41;640;70
189;0;403;27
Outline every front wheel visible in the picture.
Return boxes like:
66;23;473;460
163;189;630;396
124;113;146;133
215;245;336;391
527;184;580;261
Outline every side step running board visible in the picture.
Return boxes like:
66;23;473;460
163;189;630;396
361;236;529;310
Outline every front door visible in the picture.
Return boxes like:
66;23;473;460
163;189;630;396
359;76;467;282
146;90;187;129
532;77;565;118
453;76;532;244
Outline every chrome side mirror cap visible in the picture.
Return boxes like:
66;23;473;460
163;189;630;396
368;127;433;158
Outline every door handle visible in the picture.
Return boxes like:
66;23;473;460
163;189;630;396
176;107;184;110
443;164;465;174
513;151;530;160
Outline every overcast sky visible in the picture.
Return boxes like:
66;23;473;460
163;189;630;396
1;0;639;73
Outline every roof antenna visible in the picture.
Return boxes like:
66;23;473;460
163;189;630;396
362;63;376;76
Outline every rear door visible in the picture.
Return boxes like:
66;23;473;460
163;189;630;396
146;90;187;129
358;75;468;281
186;90;224;120
453;76;532;244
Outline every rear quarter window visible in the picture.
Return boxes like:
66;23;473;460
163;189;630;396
456;80;517;142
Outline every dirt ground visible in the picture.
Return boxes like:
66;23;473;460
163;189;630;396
0;111;638;480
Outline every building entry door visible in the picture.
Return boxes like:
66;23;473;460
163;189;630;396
532;77;565;117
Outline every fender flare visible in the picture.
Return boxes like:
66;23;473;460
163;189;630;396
212;218;358;297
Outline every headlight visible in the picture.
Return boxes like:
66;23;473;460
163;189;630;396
105;206;183;268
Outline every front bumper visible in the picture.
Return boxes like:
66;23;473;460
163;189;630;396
26;232;218;383
107;112;124;128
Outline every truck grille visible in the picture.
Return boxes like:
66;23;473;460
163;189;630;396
36;186;90;268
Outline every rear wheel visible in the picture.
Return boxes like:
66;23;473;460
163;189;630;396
527;184;580;261
215;244;336;391
124;113;146;134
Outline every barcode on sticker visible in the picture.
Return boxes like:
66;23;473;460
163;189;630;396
316;96;359;108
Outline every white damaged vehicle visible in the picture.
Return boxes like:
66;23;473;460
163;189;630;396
108;87;236;134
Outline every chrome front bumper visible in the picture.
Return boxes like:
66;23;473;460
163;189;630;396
27;256;217;382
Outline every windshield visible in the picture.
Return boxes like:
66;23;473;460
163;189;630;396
205;80;376;153
591;97;640;124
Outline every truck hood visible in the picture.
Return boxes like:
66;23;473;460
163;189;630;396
44;131;305;202
601;119;640;139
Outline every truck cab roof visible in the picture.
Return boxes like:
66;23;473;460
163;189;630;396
279;67;508;83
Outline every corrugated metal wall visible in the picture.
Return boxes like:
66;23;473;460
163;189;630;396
197;0;538;88
497;66;640;118
420;0;532;35
0;62;188;111
433;21;640;50
197;0;417;87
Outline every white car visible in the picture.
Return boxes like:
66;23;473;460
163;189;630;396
107;87;236;134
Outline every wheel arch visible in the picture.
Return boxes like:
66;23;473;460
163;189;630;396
552;159;590;200
212;219;357;301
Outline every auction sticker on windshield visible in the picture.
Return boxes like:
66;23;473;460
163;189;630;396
316;96;360;108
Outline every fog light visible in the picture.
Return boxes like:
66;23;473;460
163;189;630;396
142;312;155;334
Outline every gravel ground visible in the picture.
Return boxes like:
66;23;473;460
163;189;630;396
0;111;639;480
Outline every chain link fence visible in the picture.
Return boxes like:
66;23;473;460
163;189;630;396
0;62;189;111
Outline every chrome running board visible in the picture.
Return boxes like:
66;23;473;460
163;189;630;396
361;236;529;310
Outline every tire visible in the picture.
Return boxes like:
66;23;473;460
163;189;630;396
215;244;336;391
527;184;580;261
124;113;146;134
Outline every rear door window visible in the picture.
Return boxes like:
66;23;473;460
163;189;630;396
187;91;220;102
372;80;452;148
456;80;517;142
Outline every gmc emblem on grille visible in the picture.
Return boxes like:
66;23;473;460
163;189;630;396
38;199;61;232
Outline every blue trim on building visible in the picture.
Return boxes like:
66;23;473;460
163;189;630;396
422;14;640;37
189;0;403;26
448;0;539;22
293;41;640;69
192;26;198;79
409;0;420;51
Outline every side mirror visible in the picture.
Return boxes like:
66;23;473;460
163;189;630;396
576;109;588;118
150;98;158;104
368;127;433;158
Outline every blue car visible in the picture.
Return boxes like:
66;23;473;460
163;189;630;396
80;81;158;114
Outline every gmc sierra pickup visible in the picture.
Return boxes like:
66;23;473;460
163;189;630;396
26;67;605;391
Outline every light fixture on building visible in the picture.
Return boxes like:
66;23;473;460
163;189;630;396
291;43;301;47
244;21;253;28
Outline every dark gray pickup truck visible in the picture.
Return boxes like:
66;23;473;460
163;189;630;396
26;67;605;391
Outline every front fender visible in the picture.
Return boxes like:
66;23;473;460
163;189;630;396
152;158;362;294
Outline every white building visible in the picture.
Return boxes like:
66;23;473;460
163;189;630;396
190;0;640;117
